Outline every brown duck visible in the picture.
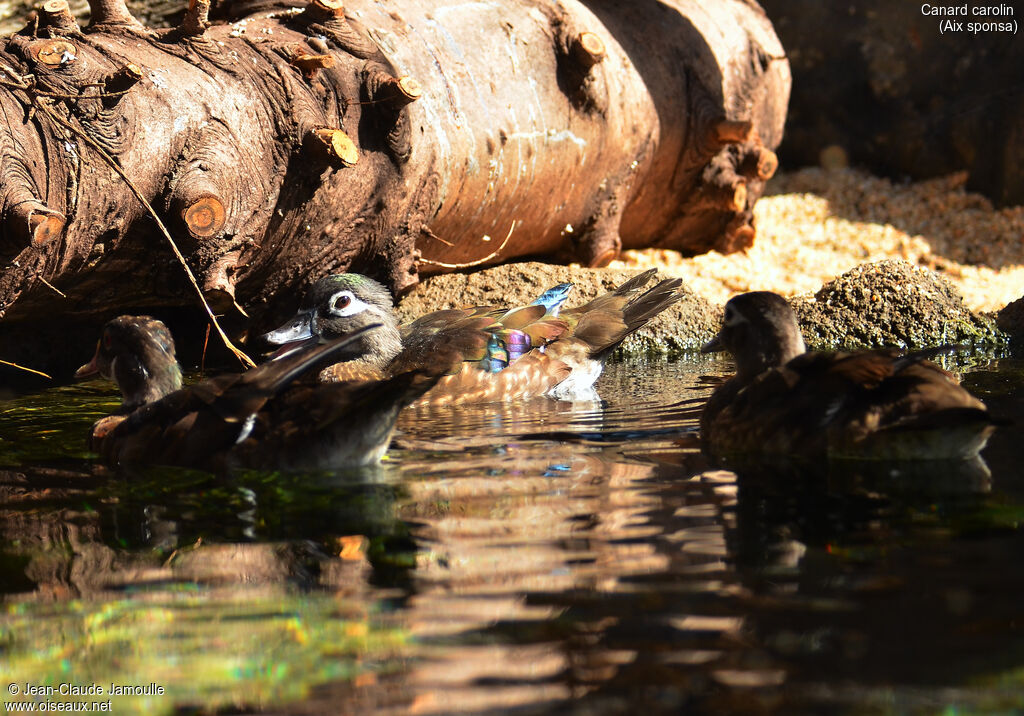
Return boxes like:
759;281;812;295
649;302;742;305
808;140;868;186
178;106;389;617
262;270;685;405
700;291;997;460
76;316;440;470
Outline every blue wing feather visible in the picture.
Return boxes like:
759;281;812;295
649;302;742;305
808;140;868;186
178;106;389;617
530;283;574;316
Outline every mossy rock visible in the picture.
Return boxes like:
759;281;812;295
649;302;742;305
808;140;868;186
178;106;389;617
997;294;1024;344
792;260;1005;350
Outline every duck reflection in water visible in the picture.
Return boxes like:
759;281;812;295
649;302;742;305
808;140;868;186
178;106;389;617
700;291;998;464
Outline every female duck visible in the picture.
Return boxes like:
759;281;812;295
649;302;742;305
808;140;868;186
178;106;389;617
700;291;996;460
262;270;684;405
76;316;439;470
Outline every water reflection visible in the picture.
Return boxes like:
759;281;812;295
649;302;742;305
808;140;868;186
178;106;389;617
0;356;1022;714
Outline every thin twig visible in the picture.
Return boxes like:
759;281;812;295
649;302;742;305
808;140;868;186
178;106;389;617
35;102;256;368
0;359;52;379
37;275;66;297
421;226;454;247
418;220;516;269
200;322;211;376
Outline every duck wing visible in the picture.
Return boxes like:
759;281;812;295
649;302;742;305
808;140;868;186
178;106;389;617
392;311;501;375
703;348;996;460
823;351;995;459
96;326;378;468
384;299;573;404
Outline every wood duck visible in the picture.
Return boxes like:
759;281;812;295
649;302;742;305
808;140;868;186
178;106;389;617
261;270;684;405
75;316;440;470
700;291;997;460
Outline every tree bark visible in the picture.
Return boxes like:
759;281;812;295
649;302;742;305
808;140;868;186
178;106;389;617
0;0;788;377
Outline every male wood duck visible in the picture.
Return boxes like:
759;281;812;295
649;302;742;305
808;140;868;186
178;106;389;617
75;316;440;470
700;291;997;460
261;270;684;405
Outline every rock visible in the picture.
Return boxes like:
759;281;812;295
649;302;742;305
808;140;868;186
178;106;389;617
792;260;1004;349
997;295;1024;342
397;262;720;355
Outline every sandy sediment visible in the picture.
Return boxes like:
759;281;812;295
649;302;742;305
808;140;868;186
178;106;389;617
613;168;1023;315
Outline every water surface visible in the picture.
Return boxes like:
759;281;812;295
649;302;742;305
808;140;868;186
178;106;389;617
1;353;1023;714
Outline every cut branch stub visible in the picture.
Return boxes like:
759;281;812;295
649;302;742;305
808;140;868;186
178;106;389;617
6;203;66;248
86;0;144;28
713;119;754;145
182;0;211;37
298;0;377;59
573;226;620;268
29;40;78;67
581;242;619;268
181;195;226;238
696;180;747;213
729;181;747;212
290;52;335;79
723;215;756;251
39;0;80;34
201;250;243;314
308;128;359;167
100;63;143;108
377;75;422;108
28;212;65;245
571;32;606;70
741;147;778;180
309;0;346;18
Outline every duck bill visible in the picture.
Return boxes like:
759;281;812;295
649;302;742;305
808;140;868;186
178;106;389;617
701;333;725;354
74;340;103;379
263;310;318;359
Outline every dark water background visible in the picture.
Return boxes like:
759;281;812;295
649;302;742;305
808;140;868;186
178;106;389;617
1;351;1023;714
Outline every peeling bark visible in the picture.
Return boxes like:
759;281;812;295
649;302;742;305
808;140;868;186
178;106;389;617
0;0;788;377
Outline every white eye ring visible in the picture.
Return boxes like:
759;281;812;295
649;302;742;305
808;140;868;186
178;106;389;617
328;290;368;317
723;305;745;327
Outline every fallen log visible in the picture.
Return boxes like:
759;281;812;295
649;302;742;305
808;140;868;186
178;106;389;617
0;0;789;378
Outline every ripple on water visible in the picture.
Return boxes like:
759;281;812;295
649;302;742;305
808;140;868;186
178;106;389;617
1;356;1023;714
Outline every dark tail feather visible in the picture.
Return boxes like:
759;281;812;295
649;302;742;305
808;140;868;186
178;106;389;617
622;278;685;332
612;268;659;295
575;278;684;358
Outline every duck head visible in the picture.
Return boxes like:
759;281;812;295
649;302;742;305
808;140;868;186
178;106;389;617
263;274;403;369
76;316;183;409
701;291;806;380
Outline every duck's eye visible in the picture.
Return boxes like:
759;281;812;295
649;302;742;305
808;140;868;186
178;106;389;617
723;305;744;327
327;290;365;317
